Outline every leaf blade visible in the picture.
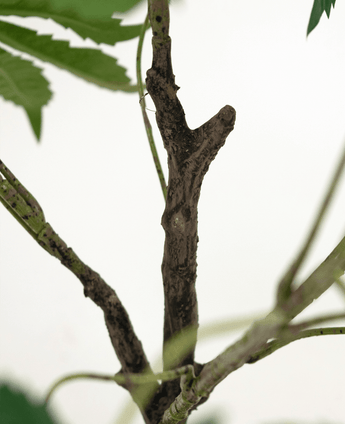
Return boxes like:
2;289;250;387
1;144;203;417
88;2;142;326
49;0;144;19
0;0;145;45
0;20;137;91
0;47;51;140
0;383;58;424
307;0;336;36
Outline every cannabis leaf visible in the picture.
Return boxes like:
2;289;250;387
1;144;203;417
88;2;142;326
307;0;336;36
0;0;146;141
0;0;144;45
0;47;51;140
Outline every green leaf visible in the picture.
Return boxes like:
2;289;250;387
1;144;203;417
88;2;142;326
49;0;144;19
0;20;138;92
0;0;145;21
0;383;58;424
0;0;144;45
0;47;51;140
25;107;42;140
108;0;144;13
307;0;336;36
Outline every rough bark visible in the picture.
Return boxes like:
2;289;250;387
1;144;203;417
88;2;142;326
146;0;236;413
0;1;236;421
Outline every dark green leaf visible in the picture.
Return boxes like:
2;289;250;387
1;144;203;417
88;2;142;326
0;47;51;140
324;0;336;17
0;383;58;424
0;0;144;45
307;0;336;36
0;20;138;92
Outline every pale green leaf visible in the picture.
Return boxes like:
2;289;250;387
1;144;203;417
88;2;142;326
0;47;51;140
0;0;144;45
0;20;137;92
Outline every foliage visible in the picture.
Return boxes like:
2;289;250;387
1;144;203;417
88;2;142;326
0;46;51;139
307;0;336;35
0;383;57;424
0;1;344;423
0;0;146;140
0;0;337;140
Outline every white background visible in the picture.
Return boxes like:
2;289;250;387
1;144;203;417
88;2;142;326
1;1;345;423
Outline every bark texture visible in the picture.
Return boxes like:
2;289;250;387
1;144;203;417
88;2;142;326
146;0;236;414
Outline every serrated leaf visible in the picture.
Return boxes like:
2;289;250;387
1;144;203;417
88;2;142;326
307;0;336;36
0;383;57;424
0;0;144;45
0;47;51;140
0;20;137;92
324;0;336;17
49;0;144;19
0;0;144;20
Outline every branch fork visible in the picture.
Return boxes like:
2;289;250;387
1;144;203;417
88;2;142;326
146;1;236;413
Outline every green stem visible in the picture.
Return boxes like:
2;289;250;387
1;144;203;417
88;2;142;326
137;14;167;200
287;311;345;332
277;140;345;303
247;326;345;364
0;161;46;241
45;365;194;404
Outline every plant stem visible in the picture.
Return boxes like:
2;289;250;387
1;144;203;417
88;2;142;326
247;326;345;364
137;13;167;200
277;140;345;303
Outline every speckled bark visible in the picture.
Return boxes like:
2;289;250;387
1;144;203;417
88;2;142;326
35;223;160;423
146;4;236;412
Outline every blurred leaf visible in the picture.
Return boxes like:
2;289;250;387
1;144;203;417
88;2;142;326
0;0;144;45
49;0;180;16
0;20;138;92
0;47;51;140
195;416;222;424
198;313;264;340
0;383;58;424
262;421;340;424
48;0;144;19
334;276;345;300
105;0;144;13
307;0;336;36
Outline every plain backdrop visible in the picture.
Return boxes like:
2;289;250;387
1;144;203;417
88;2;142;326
1;1;345;423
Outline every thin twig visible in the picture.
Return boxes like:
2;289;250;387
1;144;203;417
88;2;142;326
247;326;345;364
137;13;167;200
277;140;345;303
0;160;159;415
288;311;345;332
45;365;195;404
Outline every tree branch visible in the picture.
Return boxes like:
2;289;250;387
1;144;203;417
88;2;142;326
0;160;159;422
146;0;236;411
160;231;345;419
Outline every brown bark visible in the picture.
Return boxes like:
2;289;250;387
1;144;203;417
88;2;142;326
145;1;236;412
